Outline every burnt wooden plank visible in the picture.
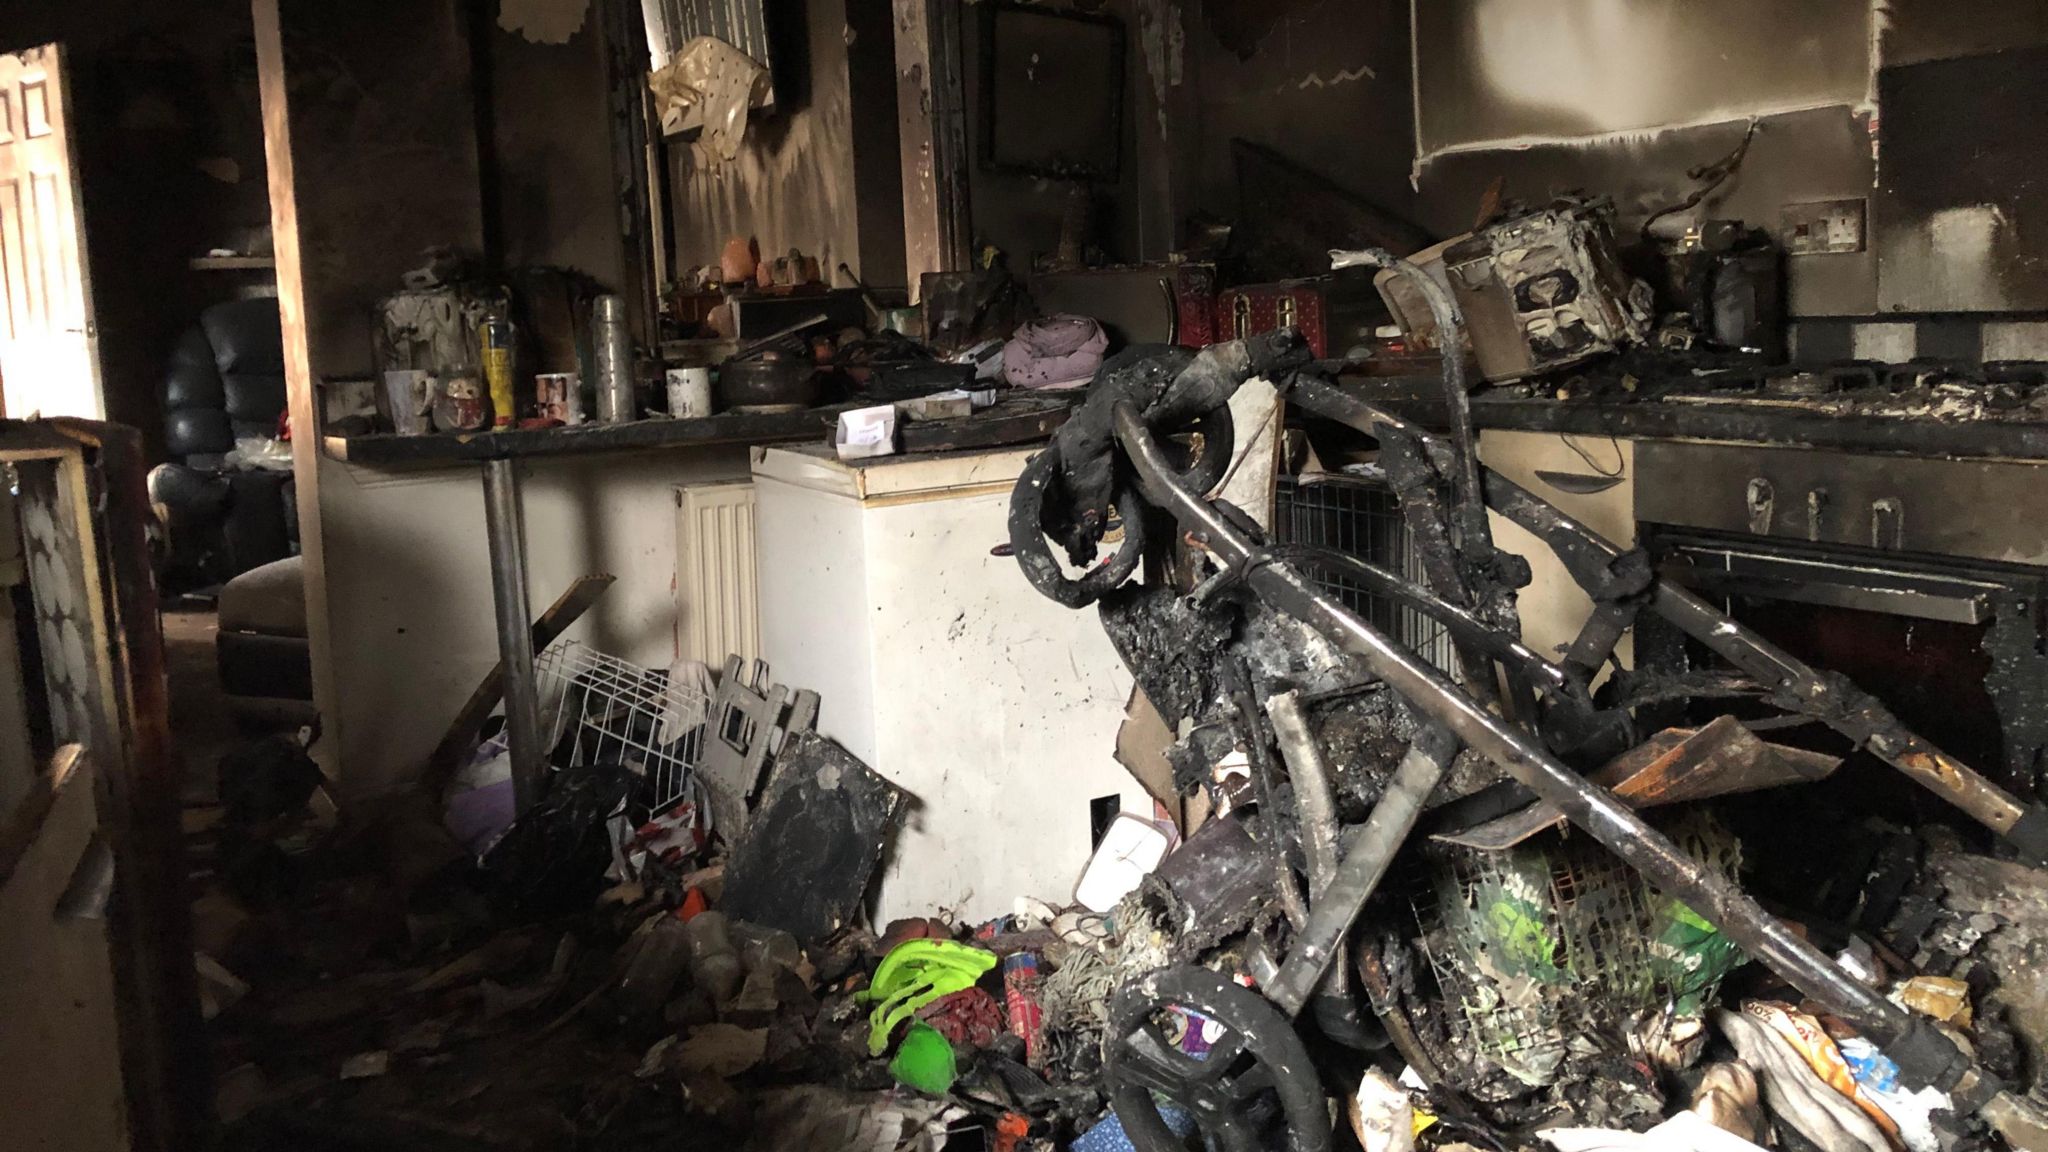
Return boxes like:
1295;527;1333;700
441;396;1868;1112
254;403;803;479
421;573;617;799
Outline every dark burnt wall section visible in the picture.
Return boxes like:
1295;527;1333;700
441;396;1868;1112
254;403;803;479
268;0;670;360
484;6;632;288
1881;0;2048;68
960;0;1422;276
271;1;487;377
1186;0;1418;240
845;0;908;287
1407;0;2048;318
1872;0;2048;315
665;0;904;290
0;1;187;55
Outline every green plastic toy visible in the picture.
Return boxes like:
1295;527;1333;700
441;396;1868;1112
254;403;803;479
857;939;998;1055
888;1020;959;1095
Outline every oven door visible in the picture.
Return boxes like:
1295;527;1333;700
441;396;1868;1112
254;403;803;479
1653;532;2019;625
1645;528;2048;800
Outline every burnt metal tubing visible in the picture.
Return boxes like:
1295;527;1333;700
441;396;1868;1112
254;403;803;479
483;458;544;813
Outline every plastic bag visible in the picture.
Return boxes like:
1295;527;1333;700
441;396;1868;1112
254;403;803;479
225;436;293;472
1742;1001;1902;1143
1837;1036;1950;1152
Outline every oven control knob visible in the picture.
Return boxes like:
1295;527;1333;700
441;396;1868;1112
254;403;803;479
1745;478;1774;535
1806;488;1829;542
1871;497;1905;550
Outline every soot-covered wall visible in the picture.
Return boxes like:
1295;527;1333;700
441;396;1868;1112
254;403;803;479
1409;0;2048;318
962;0;1194;269
1189;0;1418;243
1100;0;2048;321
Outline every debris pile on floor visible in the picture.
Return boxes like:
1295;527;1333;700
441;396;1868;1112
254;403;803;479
194;653;1205;1150
192;672;2048;1152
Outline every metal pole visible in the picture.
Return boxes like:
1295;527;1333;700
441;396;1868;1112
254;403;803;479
1651;582;2042;849
1268;731;1454;1016
482;457;544;813
1269;680;1417;1020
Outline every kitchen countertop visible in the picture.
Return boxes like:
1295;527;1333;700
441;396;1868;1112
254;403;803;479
1346;368;2048;462
324;395;1077;468
322;406;844;466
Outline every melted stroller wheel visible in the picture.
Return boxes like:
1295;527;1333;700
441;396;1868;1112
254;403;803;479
1105;966;1332;1152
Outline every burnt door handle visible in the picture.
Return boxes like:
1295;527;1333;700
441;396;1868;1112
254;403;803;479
1806;488;1829;542
1746;478;1774;534
1871;497;1904;550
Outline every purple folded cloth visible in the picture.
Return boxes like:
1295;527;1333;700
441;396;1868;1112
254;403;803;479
1002;314;1108;389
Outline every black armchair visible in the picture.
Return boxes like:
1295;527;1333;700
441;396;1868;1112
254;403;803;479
148;298;295;591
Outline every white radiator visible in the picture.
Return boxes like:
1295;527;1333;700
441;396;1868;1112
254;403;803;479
673;481;760;668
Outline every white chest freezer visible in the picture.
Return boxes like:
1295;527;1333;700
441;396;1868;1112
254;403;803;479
749;443;1149;924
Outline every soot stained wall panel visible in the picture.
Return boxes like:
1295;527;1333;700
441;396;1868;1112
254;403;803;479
1875;47;2048;313
1880;0;2048;68
1414;105;1879;316
669;0;869;283
1413;0;1870;156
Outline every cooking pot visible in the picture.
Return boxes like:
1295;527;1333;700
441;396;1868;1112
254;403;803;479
718;356;820;412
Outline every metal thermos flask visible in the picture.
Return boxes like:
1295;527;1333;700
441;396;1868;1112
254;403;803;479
593;295;636;423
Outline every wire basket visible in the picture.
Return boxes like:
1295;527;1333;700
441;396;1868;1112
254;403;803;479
1276;471;1458;674
1410;811;1743;1091
535;639;711;817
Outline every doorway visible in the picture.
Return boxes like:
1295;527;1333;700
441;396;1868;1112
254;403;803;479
0;44;102;421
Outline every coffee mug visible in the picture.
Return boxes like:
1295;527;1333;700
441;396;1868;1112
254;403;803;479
666;366;713;419
382;369;436;435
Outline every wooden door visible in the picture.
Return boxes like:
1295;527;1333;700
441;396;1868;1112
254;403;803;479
0;45;100;420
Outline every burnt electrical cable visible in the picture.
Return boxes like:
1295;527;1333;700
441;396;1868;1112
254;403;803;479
1641;119;1760;240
